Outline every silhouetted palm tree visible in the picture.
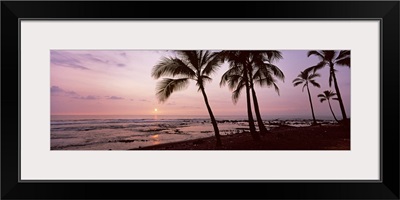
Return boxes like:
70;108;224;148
220;51;284;138
151;50;223;146
307;50;350;121
293;69;321;125
318;90;339;123
249;51;284;134
220;51;260;141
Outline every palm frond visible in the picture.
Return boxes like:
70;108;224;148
265;51;283;62
265;63;285;81
323;90;336;98
332;97;339;101
302;83;307;92
202;52;223;76
308;73;321;79
156;78;189;102
176;51;199;70
273;82;280;95
151;57;195;79
293;77;302;83
307;50;324;59
336;57;350;67
320;90;337;100
322;50;337;61
199;50;210;67
311;61;327;73
329;92;337;97
320;98;326;103
257;76;276;87
232;81;246;104
220;67;242;87
227;75;244;91
293;81;304;87
309;80;320;88
336;50;350;60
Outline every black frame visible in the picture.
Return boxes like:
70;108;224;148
2;1;399;199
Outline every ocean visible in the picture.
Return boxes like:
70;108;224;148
51;115;336;150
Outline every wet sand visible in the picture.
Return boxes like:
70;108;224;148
132;124;350;150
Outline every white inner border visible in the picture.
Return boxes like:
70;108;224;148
20;21;380;180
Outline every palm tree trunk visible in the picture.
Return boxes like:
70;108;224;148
330;65;347;120
243;68;260;141
247;70;269;135
306;83;317;125
250;87;269;134
200;87;222;146
328;100;339;123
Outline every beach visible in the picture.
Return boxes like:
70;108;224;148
51;115;349;150
134;124;350;150
50;116;350;150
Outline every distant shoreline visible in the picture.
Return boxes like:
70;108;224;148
50;114;341;121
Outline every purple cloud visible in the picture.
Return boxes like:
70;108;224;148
107;96;124;100
78;95;99;100
50;51;89;70
51;86;79;97
51;51;128;70
82;54;107;64
51;86;65;93
51;86;101;100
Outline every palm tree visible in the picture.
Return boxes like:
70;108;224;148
293;69;321;125
151;50;223;146
318;90;339;123
307;50;350;121
220;51;284;138
220;51;260;141
250;51;284;134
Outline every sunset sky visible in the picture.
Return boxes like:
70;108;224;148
50;50;350;119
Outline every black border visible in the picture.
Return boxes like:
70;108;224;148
2;1;399;199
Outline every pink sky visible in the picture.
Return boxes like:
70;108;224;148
50;50;350;119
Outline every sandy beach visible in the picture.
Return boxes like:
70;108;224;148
132;124;350;150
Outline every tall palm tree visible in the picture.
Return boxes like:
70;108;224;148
307;50;350;121
293;70;321;125
250;51;284;134
318;90;339;123
220;51;260;141
151;50;223;146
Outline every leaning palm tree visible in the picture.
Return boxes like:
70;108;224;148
318;90;339;123
220;51;260;141
151;50;223;146
307;50;350;121
293;69;321;125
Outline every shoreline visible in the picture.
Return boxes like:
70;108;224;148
131;124;350;150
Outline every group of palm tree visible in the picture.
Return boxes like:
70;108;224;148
151;50;350;147
293;50;350;125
